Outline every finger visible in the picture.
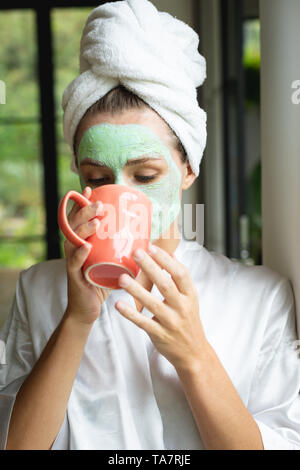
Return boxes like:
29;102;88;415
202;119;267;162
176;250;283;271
70;201;103;231
147;244;192;295
118;274;175;329
67;186;100;227
134;269;153;313
67;242;91;275
66;186;91;220
132;249;180;308
63;218;99;257
63;239;74;258
115;299;164;338
75;218;100;241
82;186;92;199
135;267;153;292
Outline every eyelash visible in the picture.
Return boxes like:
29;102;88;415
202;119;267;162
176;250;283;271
87;175;157;185
135;175;156;182
87;177;108;185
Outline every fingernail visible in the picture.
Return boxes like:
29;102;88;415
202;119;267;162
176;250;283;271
84;242;92;250
148;243;157;254
88;218;99;227
119;274;130;287
91;201;103;215
83;186;91;196
133;248;145;261
116;300;126;310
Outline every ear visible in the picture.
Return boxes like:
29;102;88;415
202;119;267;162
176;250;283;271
182;162;197;190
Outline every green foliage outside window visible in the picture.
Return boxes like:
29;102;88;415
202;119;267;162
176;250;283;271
0;10;44;268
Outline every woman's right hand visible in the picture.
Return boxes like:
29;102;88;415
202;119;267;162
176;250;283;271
63;186;111;326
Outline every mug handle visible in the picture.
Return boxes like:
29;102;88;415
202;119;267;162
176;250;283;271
58;190;91;248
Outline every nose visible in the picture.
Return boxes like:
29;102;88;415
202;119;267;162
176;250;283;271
114;169;135;188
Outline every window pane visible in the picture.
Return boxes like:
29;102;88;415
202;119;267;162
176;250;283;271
0;10;39;118
0;123;45;261
0;240;45;269
52;8;93;115
0;10;46;268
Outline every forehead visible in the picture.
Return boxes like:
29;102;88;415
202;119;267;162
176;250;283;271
77;123;172;166
75;107;176;153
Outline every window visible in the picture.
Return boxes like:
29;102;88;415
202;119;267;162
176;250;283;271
0;9;46;268
221;0;261;265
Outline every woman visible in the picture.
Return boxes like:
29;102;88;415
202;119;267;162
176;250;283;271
1;0;300;450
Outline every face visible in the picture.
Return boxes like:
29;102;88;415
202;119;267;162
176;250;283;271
75;108;196;241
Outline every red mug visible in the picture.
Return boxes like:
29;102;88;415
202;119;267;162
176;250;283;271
58;184;152;289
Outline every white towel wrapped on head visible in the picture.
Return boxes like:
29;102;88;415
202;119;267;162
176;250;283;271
62;0;207;177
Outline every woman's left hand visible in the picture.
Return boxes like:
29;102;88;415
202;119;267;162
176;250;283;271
115;244;209;373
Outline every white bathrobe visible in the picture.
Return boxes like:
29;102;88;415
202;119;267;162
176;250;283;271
0;237;300;450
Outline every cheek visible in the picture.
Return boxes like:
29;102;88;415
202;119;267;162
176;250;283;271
135;157;181;201
136;167;182;241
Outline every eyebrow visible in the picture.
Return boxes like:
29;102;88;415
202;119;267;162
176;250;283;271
125;156;162;166
80;158;106;167
80;156;162;167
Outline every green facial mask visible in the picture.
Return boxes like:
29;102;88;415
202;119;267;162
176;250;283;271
77;123;182;241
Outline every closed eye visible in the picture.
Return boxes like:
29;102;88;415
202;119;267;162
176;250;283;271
87;177;110;185
135;175;156;183
87;175;157;185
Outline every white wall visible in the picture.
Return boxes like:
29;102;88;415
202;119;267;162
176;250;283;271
260;0;300;337
151;0;194;28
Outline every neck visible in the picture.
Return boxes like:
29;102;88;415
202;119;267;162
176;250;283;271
152;217;181;255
